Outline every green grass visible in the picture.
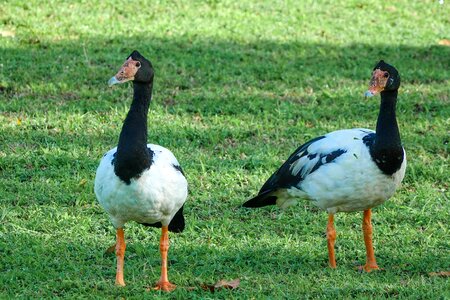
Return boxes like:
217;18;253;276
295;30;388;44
1;0;449;298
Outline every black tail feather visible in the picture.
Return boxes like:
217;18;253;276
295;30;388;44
242;190;277;208
168;204;185;233
139;205;185;233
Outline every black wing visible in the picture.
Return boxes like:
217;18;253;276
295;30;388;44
243;135;346;208
259;135;326;193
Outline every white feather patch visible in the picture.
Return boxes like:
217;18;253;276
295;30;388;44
94;144;188;228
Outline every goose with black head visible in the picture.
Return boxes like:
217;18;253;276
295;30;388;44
243;60;406;272
95;51;188;291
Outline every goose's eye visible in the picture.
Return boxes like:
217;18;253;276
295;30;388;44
135;61;141;68
383;72;389;78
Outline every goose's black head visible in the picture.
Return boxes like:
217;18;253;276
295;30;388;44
108;50;154;86
365;60;400;97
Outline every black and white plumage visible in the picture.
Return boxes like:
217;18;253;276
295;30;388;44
94;51;187;290
244;128;406;213
95;144;187;230
243;61;406;271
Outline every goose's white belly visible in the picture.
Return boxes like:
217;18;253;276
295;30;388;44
287;150;406;213
94;144;188;228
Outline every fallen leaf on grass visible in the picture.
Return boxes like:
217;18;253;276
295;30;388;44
438;39;450;46
428;271;450;277
201;278;240;292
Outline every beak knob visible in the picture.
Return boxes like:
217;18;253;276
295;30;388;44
108;76;120;87
364;90;375;97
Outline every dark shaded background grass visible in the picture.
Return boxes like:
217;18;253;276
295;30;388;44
1;0;449;298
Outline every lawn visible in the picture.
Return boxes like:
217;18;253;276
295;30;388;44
0;0;449;298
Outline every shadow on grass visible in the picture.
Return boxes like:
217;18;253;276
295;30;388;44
1;35;449;190
2;35;448;178
2;35;449;116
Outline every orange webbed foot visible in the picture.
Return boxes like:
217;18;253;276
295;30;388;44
358;263;380;272
153;280;176;292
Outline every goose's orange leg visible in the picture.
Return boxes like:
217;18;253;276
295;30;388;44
154;226;176;292
115;228;126;286
361;209;380;272
326;214;337;268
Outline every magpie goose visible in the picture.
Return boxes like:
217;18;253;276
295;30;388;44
95;51;188;290
243;61;406;272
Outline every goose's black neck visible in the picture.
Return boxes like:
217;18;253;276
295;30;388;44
370;89;404;175
114;81;154;184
